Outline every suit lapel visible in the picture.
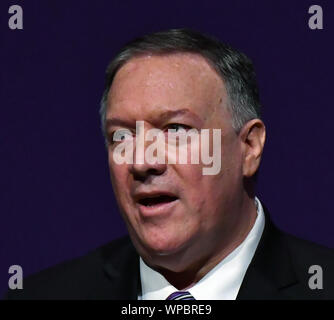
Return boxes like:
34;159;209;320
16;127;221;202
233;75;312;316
237;206;299;299
101;238;140;299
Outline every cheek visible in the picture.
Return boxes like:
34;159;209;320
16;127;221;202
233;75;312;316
176;165;210;209
177;163;228;216
108;157;129;195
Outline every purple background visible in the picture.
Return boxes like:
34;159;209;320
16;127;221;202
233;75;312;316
1;0;333;297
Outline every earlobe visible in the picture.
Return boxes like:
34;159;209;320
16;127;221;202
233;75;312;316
241;119;266;178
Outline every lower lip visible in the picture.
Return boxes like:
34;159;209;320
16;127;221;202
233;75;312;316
137;199;179;217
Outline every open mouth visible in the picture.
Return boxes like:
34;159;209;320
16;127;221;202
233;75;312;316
138;195;178;207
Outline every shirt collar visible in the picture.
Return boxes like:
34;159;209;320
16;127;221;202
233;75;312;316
139;197;265;300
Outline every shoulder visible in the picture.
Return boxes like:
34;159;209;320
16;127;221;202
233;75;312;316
260;204;334;296
243;204;334;299
282;231;334;273
5;236;135;300
279;230;334;297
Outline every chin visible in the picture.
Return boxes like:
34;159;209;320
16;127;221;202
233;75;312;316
127;220;197;260
138;232;190;257
146;240;182;256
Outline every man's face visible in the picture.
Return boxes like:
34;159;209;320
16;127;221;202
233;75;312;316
105;53;244;269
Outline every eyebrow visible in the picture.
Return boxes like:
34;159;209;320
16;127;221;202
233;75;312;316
157;108;202;123
105;108;202;131
105;118;134;131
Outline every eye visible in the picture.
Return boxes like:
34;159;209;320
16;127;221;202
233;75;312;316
166;123;191;132
111;129;133;143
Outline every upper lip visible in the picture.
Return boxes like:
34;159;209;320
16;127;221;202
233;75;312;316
133;191;178;203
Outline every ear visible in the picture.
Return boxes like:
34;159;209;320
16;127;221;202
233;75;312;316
239;119;266;178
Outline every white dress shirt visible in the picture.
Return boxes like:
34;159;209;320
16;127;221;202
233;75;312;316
138;197;265;300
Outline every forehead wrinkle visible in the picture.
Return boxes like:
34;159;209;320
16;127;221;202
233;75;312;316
108;52;229;126
114;52;223;92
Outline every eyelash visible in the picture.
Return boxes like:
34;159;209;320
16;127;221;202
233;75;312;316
108;123;192;145
165;123;192;131
108;130;133;145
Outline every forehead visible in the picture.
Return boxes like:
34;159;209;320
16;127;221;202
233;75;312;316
106;53;228;122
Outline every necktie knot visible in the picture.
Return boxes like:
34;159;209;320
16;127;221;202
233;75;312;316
166;291;195;300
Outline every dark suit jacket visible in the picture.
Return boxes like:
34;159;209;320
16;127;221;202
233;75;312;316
5;208;334;300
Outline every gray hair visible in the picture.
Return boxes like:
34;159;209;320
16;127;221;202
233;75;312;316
100;28;261;138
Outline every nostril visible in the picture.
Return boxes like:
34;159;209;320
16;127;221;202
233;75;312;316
132;167;165;181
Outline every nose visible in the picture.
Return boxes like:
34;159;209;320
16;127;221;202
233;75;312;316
129;131;167;181
130;160;167;181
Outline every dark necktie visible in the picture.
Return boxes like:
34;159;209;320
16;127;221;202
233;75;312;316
166;291;196;300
